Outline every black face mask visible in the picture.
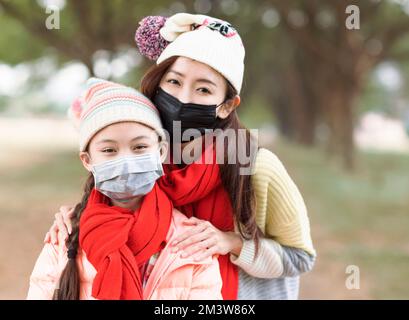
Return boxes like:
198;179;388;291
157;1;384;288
153;87;225;142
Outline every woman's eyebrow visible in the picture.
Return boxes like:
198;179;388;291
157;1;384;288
196;78;217;87
168;70;217;87
168;70;184;77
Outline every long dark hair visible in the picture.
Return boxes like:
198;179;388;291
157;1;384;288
52;173;94;300
140;57;261;255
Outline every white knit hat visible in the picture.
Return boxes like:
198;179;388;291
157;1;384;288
135;13;245;94
68;77;165;151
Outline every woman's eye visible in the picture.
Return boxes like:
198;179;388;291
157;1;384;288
102;148;115;153
167;79;180;85
198;87;211;94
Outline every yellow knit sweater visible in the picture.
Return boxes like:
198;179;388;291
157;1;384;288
251;148;316;256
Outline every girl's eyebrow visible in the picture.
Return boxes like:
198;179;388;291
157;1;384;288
131;136;151;141
96;139;117;145
168;70;217;87
96;136;151;145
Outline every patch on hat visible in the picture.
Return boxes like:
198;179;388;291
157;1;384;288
194;18;237;38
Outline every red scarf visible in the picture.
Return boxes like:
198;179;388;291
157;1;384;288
79;184;172;300
158;141;239;300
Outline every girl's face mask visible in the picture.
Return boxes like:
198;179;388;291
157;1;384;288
90;149;163;202
153;87;225;141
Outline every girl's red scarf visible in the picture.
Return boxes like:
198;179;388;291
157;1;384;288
79;184;172;300
158;141;239;300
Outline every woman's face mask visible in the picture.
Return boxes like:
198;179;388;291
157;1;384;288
90;149;163;202
153;87;225;141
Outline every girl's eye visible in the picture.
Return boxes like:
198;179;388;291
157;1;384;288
102;148;115;153
133;145;147;150
167;79;180;85
198;87;211;94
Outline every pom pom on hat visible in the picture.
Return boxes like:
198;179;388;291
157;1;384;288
135;16;170;60
67;96;85;129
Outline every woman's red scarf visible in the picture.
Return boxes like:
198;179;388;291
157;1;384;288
158;141;239;300
79;184;172;300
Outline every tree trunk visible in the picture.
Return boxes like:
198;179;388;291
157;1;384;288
272;94;294;140
323;82;356;170
283;66;316;145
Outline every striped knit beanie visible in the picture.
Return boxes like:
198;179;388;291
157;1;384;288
68;77;164;151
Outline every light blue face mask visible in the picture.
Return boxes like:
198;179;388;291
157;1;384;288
91;150;163;202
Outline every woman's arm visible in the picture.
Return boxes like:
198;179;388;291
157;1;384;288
170;217;243;261
228;147;317;278
172;148;316;274
251;148;316;256
44;206;74;245
227;148;316;278
230;237;315;278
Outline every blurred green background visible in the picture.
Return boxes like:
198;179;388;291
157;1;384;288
0;0;409;299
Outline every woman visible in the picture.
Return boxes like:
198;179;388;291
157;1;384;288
45;13;316;299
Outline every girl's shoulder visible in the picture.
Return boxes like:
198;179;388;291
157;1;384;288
168;208;191;238
28;240;68;288
38;239;96;283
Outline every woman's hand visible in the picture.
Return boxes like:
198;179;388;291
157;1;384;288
43;206;74;244
171;217;243;261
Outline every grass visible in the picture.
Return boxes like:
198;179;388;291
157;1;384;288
0;150;85;219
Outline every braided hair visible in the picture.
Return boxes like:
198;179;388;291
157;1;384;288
52;173;94;300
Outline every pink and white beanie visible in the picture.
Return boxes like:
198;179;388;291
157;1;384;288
68;77;165;152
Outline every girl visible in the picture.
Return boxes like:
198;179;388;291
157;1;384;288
27;78;222;300
45;13;316;300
